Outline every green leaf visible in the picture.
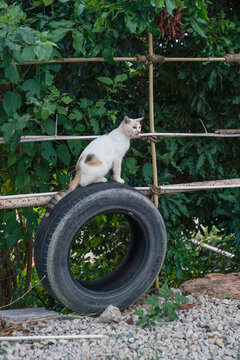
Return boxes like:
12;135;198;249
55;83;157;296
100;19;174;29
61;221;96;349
5;64;19;84
131;147;143;156
232;96;240;104
142;163;153;183
0;14;9;22
41;142;57;164
61;95;73;104
72;29;84;55
88;44;102;57
152;315;162;323
34;44;53;61
89;117;99;134
57;144;71;166
22;142;35;156
22;46;35;61
54;104;66;115
90;107;105;116
165;0;175;15
19;27;35;45
15;172;30;190
41;101;56;120
41;119;56;135
44;0;54;5
97;77;113;85
151;0;164;8
8;153;17;166
174;292;188;304
179;204;189;217
125;14;137;33
90;236;101;247
69;109;83;121
79;98;93;109
145;294;159;307
75;123;85;132
74;3;85;17
0;0;7;9
175;264;183;280
67;140;83;157
19;78;40;98
162;302;177;321
114;74;127;84
158;283;172;298
50;28;70;42
102;47;116;65
58;173;69;187
191;19;207;38
3;92;22;117
196;153;205;172
35;163;49;181
1;123;20;145
147;22;162;35
125;157;139;175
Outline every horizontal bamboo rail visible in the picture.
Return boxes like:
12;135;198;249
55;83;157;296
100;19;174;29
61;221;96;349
188;238;235;258
1;179;240;209
150;178;240;195
0;188;150;209
13;56;229;66
1;131;240;145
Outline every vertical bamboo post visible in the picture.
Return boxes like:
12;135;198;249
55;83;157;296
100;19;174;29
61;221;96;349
148;33;159;291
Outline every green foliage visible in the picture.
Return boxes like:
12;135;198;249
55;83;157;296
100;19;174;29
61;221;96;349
0;344;8;355
70;213;131;281
134;283;188;327
0;0;240;307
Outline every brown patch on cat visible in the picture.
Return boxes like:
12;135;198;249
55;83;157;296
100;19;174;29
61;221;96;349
85;154;102;166
86;157;102;166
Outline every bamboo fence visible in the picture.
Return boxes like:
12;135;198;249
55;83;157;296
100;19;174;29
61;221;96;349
1;35;240;258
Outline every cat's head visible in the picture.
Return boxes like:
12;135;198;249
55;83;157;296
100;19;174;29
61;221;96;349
123;116;143;137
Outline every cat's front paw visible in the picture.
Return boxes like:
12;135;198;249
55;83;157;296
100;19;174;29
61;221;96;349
116;178;125;184
100;177;107;183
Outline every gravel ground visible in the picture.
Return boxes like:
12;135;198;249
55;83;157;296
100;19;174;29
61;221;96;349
0;294;240;360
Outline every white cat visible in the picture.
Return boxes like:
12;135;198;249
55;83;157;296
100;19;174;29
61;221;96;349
46;116;143;216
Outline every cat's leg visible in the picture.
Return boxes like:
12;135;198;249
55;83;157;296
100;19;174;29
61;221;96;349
112;159;125;184
99;177;107;182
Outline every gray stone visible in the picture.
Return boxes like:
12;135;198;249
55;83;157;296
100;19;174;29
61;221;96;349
197;295;206;305
99;305;122;323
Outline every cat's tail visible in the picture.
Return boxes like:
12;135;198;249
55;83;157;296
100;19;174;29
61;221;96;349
45;163;81;218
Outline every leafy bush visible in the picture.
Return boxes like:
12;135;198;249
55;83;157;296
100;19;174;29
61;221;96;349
134;283;189;327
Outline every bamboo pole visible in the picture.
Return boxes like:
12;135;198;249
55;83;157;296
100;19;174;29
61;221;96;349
148;35;159;207
13;56;228;66
188;239;235;258
148;34;160;291
0;334;105;341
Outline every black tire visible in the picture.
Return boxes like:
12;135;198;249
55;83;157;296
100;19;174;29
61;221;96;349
34;182;167;314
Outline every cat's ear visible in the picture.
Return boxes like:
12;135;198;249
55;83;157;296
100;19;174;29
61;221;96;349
136;117;144;122
124;116;131;124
